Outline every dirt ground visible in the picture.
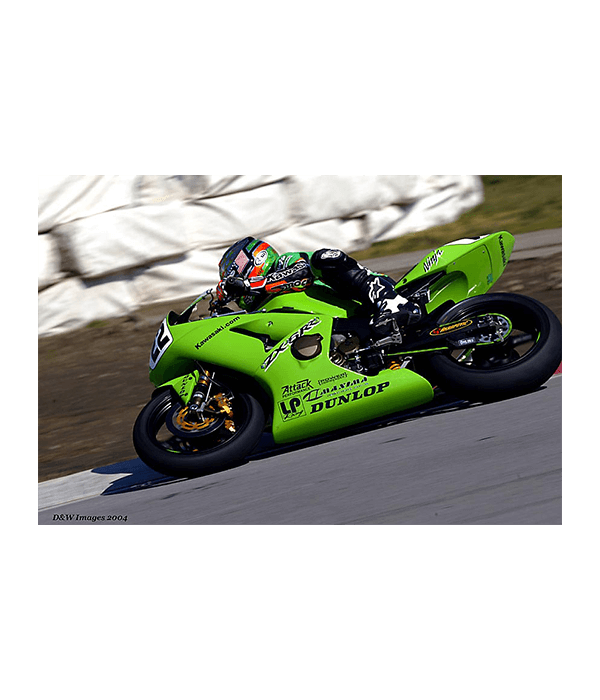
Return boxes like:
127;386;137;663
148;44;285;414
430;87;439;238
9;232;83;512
38;252;562;482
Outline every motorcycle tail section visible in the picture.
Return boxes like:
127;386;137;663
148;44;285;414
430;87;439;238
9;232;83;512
395;232;515;314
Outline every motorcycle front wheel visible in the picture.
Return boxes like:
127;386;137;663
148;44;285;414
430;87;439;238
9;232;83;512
133;384;265;478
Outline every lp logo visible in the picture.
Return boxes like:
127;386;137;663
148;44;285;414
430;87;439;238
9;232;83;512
279;396;305;421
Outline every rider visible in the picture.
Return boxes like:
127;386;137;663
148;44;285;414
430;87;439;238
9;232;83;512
216;237;422;339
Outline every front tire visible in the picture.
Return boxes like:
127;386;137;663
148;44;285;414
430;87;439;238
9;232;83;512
424;293;562;401
133;387;265;478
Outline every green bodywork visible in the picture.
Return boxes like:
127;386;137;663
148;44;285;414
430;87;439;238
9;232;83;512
148;232;514;444
395;231;514;313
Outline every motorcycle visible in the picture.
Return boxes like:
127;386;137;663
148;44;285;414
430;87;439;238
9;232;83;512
133;231;562;477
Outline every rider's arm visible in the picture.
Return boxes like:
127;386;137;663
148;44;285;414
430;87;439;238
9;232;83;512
218;253;315;310
243;253;314;296
259;259;313;294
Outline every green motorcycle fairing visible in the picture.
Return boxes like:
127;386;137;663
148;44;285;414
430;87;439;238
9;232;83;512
395;231;514;312
148;232;514;445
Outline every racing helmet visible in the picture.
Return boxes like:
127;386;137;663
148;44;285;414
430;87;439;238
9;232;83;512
218;237;279;281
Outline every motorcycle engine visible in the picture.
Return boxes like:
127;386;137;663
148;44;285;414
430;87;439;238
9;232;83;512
330;332;360;366
330;332;385;375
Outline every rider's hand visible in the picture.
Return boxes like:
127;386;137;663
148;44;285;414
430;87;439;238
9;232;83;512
224;276;250;297
215;280;230;303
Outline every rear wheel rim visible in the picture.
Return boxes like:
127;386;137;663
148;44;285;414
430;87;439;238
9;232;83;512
447;304;546;371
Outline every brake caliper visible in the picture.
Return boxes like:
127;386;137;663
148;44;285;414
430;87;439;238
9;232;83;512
214;394;236;433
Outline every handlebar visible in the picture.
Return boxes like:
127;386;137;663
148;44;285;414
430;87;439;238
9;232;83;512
178;287;239;323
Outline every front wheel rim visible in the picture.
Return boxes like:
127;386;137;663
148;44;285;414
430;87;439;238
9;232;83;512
147;392;252;456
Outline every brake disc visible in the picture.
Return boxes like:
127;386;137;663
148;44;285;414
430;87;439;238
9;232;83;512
165;393;233;438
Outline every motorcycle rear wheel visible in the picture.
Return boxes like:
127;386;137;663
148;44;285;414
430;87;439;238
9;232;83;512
133;386;265;478
423;293;561;401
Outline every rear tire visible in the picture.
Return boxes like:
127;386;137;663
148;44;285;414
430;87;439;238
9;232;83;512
424;293;562;401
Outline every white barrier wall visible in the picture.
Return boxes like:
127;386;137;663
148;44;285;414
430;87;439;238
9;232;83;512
38;175;483;336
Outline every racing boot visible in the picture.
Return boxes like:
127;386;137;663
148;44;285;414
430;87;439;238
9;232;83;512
370;304;422;342
370;294;422;343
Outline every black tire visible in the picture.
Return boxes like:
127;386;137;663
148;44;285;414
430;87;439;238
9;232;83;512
423;293;562;401
133;387;265;478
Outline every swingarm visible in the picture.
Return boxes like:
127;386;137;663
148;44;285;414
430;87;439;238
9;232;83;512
401;314;511;353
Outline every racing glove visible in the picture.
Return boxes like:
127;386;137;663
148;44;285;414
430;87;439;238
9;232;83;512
220;276;266;299
215;278;246;303
224;276;250;297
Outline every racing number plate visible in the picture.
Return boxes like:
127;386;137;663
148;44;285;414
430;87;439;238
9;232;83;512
149;318;173;369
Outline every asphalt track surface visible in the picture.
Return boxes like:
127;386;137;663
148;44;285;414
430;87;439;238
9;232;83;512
39;376;561;525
